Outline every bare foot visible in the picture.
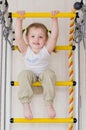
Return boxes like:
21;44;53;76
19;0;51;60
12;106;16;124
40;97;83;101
23;103;33;119
47;105;56;118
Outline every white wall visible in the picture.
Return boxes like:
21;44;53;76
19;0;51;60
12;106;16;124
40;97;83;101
4;0;86;130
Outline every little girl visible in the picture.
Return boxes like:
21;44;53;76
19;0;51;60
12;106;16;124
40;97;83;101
15;10;59;119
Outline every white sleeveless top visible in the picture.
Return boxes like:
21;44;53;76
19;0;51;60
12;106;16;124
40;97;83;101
24;46;50;75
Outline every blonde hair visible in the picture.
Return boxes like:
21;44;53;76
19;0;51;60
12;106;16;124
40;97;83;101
26;23;48;40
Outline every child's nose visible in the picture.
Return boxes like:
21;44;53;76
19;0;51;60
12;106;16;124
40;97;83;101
35;37;39;42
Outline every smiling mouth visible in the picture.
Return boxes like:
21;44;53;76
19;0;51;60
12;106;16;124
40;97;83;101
33;43;40;45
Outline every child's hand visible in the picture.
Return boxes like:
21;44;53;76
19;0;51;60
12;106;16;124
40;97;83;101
51;10;60;19
16;10;25;20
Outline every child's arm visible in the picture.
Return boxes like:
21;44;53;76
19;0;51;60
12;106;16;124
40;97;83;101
46;10;59;53
15;11;28;55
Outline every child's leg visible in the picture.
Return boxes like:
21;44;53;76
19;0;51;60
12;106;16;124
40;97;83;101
18;70;36;119
23;103;33;119
39;69;56;118
46;105;56;118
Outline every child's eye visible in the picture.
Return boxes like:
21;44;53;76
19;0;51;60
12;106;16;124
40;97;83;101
39;36;43;38
31;35;35;38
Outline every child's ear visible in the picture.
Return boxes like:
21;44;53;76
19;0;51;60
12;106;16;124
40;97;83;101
26;35;29;43
26;35;28;41
23;34;29;44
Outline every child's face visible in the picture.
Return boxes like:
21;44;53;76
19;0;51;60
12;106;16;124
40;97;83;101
27;27;47;51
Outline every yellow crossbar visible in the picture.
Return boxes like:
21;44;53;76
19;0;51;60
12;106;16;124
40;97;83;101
55;46;73;50
12;45;73;51
10;118;76;123
11;12;76;18
11;81;75;87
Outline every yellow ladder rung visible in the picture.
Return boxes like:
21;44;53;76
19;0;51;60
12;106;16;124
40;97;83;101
11;81;76;87
12;45;75;51
55;46;74;51
10;118;77;123
11;12;76;18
